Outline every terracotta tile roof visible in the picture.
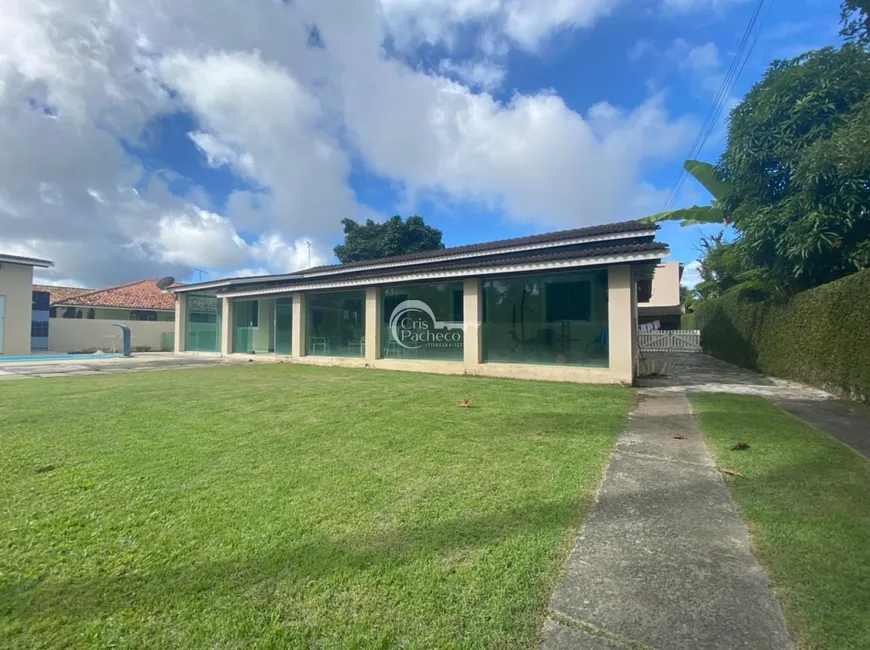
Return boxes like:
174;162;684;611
53;280;181;311
33;285;97;305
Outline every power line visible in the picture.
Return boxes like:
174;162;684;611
659;0;774;215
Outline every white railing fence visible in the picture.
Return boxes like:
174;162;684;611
638;329;701;352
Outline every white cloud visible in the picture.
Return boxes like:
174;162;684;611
661;0;749;13
149;209;327;272
438;59;506;90
681;260;702;288
679;41;721;73
0;0;697;287
381;0;621;51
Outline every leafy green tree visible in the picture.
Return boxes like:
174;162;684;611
334;215;445;264
720;45;870;294
642;160;732;227
841;0;870;47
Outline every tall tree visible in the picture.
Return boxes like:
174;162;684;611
720;44;870;294
334;215;445;264
841;0;870;47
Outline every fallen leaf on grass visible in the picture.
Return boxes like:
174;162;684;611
458;399;471;408
730;441;750;451
672;434;686;440
719;467;743;478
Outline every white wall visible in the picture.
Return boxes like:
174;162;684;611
0;263;35;356
48;318;174;352
645;263;681;307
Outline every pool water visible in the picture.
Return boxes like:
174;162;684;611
0;353;123;363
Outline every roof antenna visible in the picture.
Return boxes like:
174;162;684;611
306;242;311;269
155;276;176;291
192;268;208;283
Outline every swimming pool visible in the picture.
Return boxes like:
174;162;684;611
0;353;123;363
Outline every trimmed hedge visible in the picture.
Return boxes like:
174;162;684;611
695;269;870;401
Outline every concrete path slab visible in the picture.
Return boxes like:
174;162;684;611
772;398;870;460
543;392;794;650
638;353;870;460
541;616;628;649
0;354;237;380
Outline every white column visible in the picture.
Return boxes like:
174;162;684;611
463;278;483;367
174;294;187;353
607;265;634;384
365;287;381;362
220;297;232;355
291;292;306;357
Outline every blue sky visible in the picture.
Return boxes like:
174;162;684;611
0;0;843;288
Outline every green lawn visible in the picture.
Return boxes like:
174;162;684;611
692;395;870;650
0;365;633;649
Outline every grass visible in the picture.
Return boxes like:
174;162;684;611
691;394;870;650
0;364;633;649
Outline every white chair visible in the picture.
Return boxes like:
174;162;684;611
309;336;329;355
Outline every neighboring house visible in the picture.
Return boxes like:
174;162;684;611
43;280;180;352
0;253;54;356
33;285;95;306
637;262;684;330
170;220;669;385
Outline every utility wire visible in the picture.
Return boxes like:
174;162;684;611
659;0;774;215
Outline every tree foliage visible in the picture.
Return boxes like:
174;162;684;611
841;0;870;47
719;44;870;294
333;215;445;264
641;161;731;227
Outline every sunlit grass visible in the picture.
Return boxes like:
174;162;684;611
0;364;632;649
693;394;870;650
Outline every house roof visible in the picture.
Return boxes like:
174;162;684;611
33;285;97;305
54;279;181;311
0;253;54;268
222;241;670;299
172;219;660;295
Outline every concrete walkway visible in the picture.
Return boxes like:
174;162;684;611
542;392;794;650
0;354;236;380
640;353;870;460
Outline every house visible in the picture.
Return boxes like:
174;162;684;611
169;220;669;385
41;280;179;353
637;262;684;330
0;253;54;356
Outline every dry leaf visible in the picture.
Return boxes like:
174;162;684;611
672;434;686;440
730;442;750;451
719;467;743;478
458;398;471;408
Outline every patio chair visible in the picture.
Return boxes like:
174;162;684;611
586;327;609;352
309;336;330;355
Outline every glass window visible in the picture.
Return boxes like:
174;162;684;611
381;282;464;361
306;290;365;357
482;270;609;367
275;298;292;355
185;292;222;352
233;299;275;354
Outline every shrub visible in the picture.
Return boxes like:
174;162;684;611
696;270;870;401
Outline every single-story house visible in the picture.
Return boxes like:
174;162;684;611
40;280;179;353
637;262;684;330
169;220;669;385
0;253;54;356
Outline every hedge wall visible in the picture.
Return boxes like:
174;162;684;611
695;269;870;401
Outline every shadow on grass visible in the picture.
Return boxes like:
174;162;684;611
3;497;585;624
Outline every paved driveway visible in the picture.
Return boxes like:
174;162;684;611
638;352;831;400
639;352;870;460
0;354;236;380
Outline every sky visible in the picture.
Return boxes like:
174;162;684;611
0;0;843;289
